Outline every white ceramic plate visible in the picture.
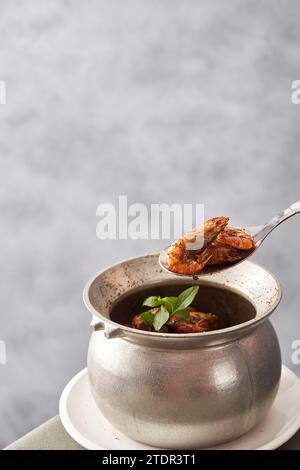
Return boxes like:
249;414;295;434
59;365;300;450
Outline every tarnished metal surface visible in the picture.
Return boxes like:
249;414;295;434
84;255;282;448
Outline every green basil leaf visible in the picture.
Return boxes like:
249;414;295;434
173;308;190;320
153;305;170;332
142;296;162;307
174;286;199;312
140;311;155;327
161;296;178;314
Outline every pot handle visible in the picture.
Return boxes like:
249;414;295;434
104;325;126;339
90;315;105;332
90;315;125;339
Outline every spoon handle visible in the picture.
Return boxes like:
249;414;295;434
269;201;300;226
290;201;300;213
255;200;300;244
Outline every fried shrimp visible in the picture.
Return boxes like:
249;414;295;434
206;246;243;266
170;310;220;333
166;217;229;275
166;240;212;275
131;308;171;332
131;307;222;334
216;227;254;251
131;308;158;330
183;216;229;247
165;216;255;275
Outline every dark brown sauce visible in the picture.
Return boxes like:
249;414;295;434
110;280;256;332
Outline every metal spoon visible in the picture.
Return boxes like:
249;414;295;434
159;201;300;279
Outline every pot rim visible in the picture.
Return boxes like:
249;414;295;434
83;253;282;340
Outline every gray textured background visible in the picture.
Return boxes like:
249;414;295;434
1;0;300;448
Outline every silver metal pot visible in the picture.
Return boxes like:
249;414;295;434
84;254;282;449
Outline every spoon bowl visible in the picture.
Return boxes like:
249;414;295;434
159;243;256;278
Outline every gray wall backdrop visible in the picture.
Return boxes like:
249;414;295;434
1;0;300;448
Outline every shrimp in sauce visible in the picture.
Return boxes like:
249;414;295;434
166;217;229;275
166;217;255;275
